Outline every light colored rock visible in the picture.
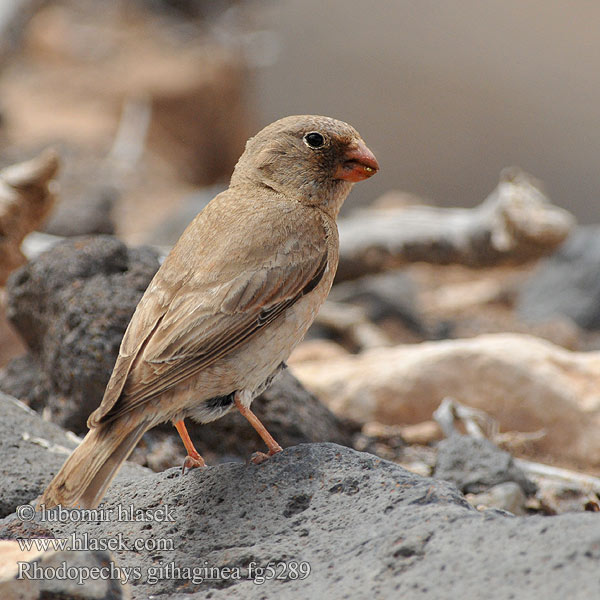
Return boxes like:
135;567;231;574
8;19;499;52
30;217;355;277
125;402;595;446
0;540;128;599
0;150;59;284
361;419;443;446
467;482;527;515
288;339;350;364
291;333;600;467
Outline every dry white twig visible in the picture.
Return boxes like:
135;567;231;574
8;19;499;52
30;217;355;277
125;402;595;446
337;168;575;281
433;397;499;440
514;459;600;495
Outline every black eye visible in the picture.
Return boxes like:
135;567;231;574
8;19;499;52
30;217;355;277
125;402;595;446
304;132;325;148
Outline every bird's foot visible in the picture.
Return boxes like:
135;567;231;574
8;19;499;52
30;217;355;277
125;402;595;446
174;419;206;475
234;395;283;465
249;445;282;465
181;452;206;475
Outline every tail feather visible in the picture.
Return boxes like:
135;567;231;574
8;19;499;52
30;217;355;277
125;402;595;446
40;420;148;509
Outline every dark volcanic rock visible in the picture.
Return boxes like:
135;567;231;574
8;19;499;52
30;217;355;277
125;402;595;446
434;434;537;495
0;392;79;518
1;402;599;599
17;443;471;599
2;439;599;599
2;235;160;433
0;391;147;519
517;226;600;330
0;354;49;413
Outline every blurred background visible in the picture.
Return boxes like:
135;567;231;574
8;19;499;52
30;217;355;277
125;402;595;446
2;0;600;238
255;1;600;219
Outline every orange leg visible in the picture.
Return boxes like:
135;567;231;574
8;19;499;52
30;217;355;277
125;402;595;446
234;395;283;464
173;419;206;473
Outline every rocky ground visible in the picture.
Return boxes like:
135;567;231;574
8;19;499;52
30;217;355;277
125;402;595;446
1;1;600;599
1;392;600;599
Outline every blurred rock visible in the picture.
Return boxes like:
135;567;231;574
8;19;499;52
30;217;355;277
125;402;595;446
3;235;160;433
1;1;256;244
530;478;600;515
421;272;511;315
0;354;48;413
434;434;536;495
0;301;26;368
336;169;575;281
329;269;425;334
0;0;42;70
144;48;251;186
358;419;444;449
148;183;225;247
308;300;393;351
517;226;600;330
353;421;406;462
291;333;600;469
399;420;443;445
43;184;116;236
288;339;349;365
410;262;582;351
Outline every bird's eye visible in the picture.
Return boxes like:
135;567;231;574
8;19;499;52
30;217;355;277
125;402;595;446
304;132;325;148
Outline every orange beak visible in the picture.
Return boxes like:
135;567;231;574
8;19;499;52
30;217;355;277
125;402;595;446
334;140;379;182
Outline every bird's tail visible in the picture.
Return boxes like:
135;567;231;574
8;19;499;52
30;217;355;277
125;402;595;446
40;418;148;509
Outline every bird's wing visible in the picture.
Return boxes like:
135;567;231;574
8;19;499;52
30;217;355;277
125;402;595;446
89;198;328;426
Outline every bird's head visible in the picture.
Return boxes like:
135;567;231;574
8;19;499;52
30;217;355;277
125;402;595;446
230;115;379;216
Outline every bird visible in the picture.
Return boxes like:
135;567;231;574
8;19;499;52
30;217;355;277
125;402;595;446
40;115;379;509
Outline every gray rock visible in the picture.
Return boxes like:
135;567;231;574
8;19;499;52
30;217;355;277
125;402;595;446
16;443;469;599
2;235;160;433
0;354;49;413
517;226;600;330
434;434;537;495
0;391;147;519
3;441;600;599
0;392;79;518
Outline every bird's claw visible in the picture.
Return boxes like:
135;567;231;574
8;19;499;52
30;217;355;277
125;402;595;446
181;454;206;476
249;447;282;465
